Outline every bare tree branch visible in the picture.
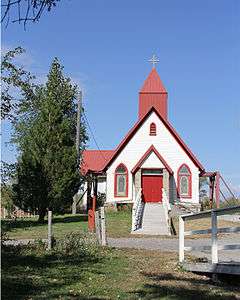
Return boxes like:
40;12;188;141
1;0;60;27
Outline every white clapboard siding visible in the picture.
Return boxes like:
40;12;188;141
106;111;200;203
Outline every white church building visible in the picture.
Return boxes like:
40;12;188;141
82;60;205;235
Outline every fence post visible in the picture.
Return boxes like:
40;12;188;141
211;211;218;264
95;210;101;243
179;216;184;263
3;208;7;219
47;210;52;250
100;207;107;246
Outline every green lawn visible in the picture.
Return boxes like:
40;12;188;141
2;242;240;300
2;210;132;240
2;211;240;299
2;214;88;240
106;209;132;237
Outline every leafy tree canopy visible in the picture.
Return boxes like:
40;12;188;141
1;47;36;121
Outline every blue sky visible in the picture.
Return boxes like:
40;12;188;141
2;0;240;194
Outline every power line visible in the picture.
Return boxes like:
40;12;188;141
82;111;108;163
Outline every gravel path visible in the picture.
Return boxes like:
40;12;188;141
5;236;240;262
219;214;240;223
4;239;47;246
108;236;240;262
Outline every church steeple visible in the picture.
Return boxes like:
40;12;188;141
139;57;168;120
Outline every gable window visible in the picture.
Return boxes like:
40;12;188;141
178;164;192;198
150;123;156;136
114;164;128;197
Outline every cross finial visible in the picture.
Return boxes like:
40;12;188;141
148;54;159;68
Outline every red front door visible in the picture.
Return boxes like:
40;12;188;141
142;175;163;203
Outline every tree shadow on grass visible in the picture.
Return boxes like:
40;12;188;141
129;272;240;300
2;214;88;233
1;245;106;300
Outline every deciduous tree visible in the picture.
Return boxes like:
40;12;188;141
1;47;36;120
1;0;60;27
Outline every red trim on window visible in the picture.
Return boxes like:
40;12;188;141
114;163;129;198
177;163;192;199
131;145;173;175
150;122;156;136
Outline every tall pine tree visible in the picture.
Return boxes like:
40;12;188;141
13;58;87;222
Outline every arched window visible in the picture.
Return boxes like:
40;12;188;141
177;164;192;198
150;122;156;136
114;164;128;197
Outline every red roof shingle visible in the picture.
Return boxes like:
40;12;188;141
81;150;115;175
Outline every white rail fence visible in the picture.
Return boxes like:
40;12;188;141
179;205;240;264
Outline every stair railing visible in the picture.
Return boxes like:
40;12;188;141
132;188;143;231
162;188;171;235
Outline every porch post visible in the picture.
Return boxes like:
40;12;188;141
163;169;169;201
215;172;220;208
134;169;142;197
88;175;98;232
209;176;214;209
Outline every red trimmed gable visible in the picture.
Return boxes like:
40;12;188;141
132;145;173;175
139;68;168;120
103;107;204;173
81;150;115;175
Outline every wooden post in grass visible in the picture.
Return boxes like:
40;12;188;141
100;207;107;246
95;210;101;243
47;210;53;250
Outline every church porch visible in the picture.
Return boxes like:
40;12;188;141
131;168;172;235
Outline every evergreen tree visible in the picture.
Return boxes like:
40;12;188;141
13;58;87;222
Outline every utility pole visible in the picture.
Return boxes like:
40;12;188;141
76;90;82;159
72;90;82;214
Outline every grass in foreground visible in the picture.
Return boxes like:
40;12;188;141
2;241;240;300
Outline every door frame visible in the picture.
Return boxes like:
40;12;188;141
141;168;163;203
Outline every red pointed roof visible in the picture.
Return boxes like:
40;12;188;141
81;150;115;175
140;68;167;94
